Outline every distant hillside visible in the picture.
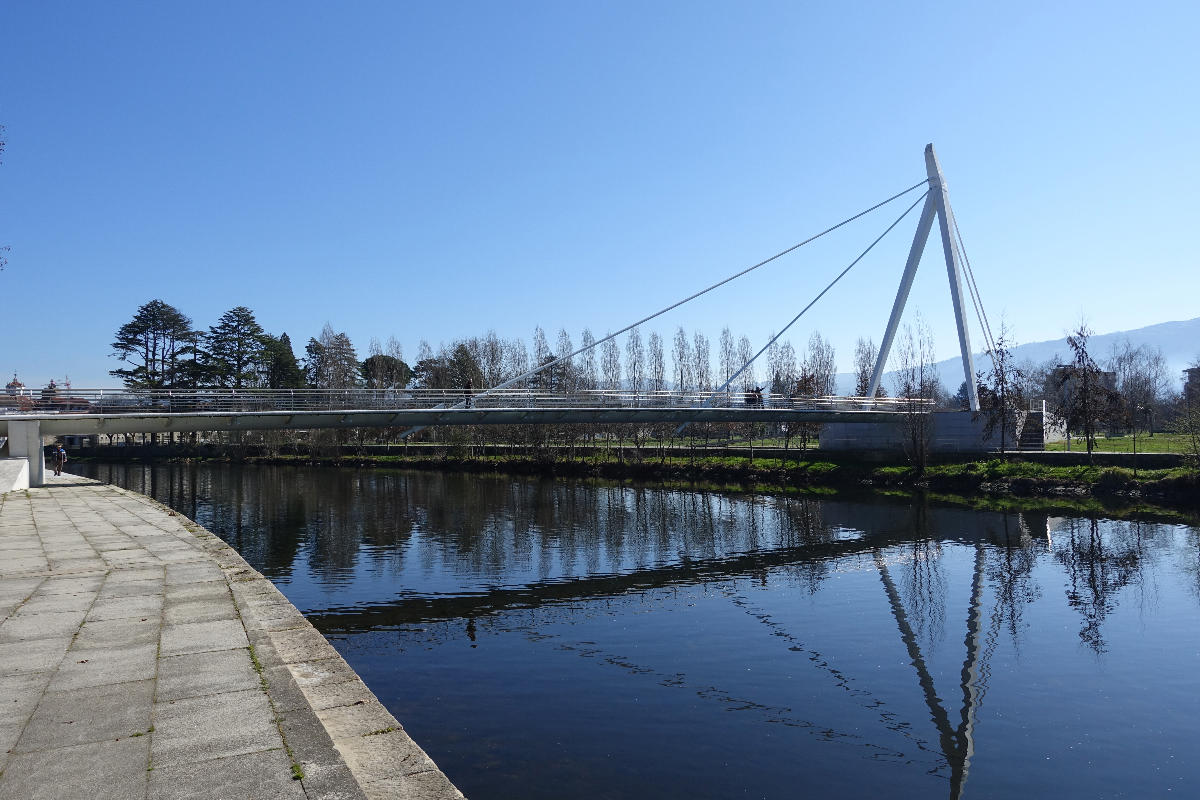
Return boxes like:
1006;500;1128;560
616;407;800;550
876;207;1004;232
836;316;1200;395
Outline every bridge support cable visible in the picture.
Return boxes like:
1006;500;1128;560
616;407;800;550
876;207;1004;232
867;144;981;411
398;178;929;440
674;188;931;436
952;211;997;360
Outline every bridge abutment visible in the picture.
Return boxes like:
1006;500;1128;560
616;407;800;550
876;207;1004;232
5;419;44;488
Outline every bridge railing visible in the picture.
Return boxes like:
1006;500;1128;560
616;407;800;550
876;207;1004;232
0;387;930;415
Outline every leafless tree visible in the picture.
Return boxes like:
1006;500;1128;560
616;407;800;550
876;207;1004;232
893;319;938;471
692;331;712;392
479;330;504;387
806;332;837;397
1047;323;1121;458
532;326;551;367
505;338;530;388
626;327;646;395
556;328;576;392
648;331;666;393
736;335;756;392
767;336;797;397
672;327;694;393
578;329;598;390
601;332;622;392
719;327;737;390
976;324;1027;457
1107;337;1168;436
853;337;879;397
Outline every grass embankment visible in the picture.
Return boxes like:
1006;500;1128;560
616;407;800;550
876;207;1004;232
165;448;1199;512
1043;432;1192;454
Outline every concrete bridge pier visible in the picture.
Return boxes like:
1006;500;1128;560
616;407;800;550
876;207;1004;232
5;419;45;488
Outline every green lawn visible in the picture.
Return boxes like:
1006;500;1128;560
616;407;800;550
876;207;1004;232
1044;432;1195;454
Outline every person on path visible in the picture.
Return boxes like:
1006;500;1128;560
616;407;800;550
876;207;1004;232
464;378;473;409
53;444;67;476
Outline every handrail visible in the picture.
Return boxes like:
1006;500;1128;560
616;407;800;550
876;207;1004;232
0;387;934;416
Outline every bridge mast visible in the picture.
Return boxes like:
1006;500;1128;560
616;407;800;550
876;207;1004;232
867;144;979;411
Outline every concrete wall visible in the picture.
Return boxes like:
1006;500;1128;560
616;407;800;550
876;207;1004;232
0;458;30;492
819;411;1001;455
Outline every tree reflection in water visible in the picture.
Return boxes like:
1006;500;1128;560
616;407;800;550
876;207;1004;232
73;462;1200;800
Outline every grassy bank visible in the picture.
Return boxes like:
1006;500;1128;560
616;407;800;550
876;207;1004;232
79;446;1199;515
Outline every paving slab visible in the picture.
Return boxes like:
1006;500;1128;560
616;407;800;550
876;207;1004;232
151;687;283;767
156;647;261;702
14;678;154;752
0;475;462;800
48;642;158;690
0;734;150;800
147;748;308;800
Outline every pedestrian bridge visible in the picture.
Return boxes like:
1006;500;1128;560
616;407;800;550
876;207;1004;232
0;388;926;487
1;387;920;437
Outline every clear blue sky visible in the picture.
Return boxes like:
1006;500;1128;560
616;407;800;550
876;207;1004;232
2;1;1197;388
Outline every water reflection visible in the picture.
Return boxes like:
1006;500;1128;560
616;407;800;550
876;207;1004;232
74;462;1200;800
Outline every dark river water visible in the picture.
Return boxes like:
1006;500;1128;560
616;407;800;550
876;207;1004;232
71;462;1200;799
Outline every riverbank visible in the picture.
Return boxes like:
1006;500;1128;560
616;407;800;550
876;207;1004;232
0;475;463;800
69;446;1200;517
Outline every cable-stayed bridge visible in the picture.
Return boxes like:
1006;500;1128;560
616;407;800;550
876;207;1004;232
3;144;994;486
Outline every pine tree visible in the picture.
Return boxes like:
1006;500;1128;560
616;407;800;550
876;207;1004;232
207;306;267;389
109;300;200;389
262;332;305;389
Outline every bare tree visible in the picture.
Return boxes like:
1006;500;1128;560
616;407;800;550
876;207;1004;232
532;326;551;366
853;337;879;397
736;335;756;391
626;327;646;395
648;331;666;393
719;327;737;390
672;327;694;393
692;331;712;392
766;336;797;397
505;338;530;388
1107;338;1168;436
556;328;576;392
601;332;622;392
976;324;1027;456
893;319;938;471
578;329;598;390
1047;323;1120;458
778;340;797;393
806;332;837;397
479;330;504;387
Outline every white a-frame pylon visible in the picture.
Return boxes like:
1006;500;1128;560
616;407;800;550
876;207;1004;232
866;143;979;411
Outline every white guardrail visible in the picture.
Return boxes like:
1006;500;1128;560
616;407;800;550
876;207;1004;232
0;388;931;416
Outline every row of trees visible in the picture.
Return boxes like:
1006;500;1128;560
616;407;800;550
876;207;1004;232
109;299;1194;461
968;322;1180;456
110;300;409;393
405;325;848;399
110;299;868;400
110;301;303;390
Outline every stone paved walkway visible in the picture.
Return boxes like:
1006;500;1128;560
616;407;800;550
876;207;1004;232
0;475;463;800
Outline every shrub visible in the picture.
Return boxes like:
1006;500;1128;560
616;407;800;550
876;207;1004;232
1095;467;1134;491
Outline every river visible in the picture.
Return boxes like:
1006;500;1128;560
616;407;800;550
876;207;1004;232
70;462;1200;799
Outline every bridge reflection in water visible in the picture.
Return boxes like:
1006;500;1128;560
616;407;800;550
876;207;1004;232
75;462;1200;800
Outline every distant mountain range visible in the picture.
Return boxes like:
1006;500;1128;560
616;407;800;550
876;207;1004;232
836;316;1200;395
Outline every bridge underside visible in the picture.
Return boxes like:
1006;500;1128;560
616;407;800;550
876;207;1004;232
2;406;905;437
